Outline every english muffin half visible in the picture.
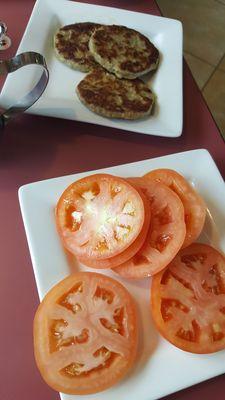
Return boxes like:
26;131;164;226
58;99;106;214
54;22;101;72
76;68;155;120
89;25;159;79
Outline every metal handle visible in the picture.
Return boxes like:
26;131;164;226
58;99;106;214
0;51;49;129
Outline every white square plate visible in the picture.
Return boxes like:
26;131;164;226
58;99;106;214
0;0;183;137
19;149;225;400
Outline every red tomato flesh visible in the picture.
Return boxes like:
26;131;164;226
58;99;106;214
78;187;151;269
56;174;145;261
144;169;206;248
34;272;137;394
114;177;186;278
151;243;225;353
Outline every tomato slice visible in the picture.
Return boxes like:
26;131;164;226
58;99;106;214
151;243;225;354
56;174;145;260
34;272;137;395
144;169;206;248
114;178;186;278
77;188;151;269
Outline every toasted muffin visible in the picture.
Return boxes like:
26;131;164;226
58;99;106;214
54;22;101;72
89;25;159;79
76;68;155;119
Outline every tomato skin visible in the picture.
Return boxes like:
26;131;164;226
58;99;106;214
34;272;137;395
77;188;151;269
114;177;186;279
56;174;145;261
144;169;206;248
151;243;225;354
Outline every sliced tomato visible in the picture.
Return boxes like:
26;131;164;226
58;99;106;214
77;188;151;269
144;169;206;248
34;272;137;395
56;174;145;261
114;177;186;278
151;243;225;354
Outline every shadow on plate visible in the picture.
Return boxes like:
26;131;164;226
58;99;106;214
198;208;222;250
119;276;159;384
65;249;80;274
42;15;61;70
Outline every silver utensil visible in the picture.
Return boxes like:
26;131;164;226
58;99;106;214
0;51;49;129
